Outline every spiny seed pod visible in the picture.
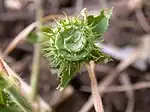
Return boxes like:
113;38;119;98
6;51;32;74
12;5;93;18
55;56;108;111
41;8;112;90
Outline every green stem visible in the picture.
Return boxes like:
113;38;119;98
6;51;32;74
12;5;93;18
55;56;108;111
0;90;5;106
0;71;32;112
5;86;32;112
30;0;43;101
30;44;41;100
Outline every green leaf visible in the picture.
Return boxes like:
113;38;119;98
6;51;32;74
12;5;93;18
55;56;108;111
58;62;79;90
26;32;38;44
87;8;112;37
59;71;72;91
27;26;53;44
40;26;53;33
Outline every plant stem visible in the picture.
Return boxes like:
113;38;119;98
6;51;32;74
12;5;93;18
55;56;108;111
5;87;32;112
0;71;32;112
30;44;41;100
30;0;43;100
75;0;84;13
86;61;104;112
0;90;5;105
0;56;52;112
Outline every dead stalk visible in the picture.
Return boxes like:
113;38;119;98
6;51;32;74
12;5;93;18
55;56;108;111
86;61;104;112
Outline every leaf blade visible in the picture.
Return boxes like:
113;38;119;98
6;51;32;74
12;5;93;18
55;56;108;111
87;8;113;38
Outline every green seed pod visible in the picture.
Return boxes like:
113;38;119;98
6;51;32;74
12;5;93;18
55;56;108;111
41;8;112;90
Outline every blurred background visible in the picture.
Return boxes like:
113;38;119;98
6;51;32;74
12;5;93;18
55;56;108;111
0;0;150;112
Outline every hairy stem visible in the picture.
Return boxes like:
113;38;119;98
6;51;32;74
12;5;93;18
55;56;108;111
5;87;32;112
0;90;5;105
0;71;32;112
